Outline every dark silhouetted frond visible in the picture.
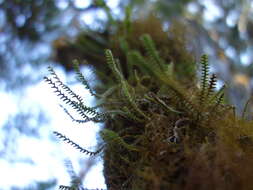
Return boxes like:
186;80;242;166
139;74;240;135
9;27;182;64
206;73;217;100
53;131;103;156
47;66;83;103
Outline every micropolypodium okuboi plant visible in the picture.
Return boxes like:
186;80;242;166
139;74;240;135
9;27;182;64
47;11;253;190
46;36;253;189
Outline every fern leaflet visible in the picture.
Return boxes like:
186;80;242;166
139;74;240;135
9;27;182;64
53;131;103;156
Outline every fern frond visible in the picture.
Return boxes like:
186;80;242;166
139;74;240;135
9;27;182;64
44;75;102;122
209;84;226;104
144;92;182;114
100;129;139;151
60;105;105;123
123;6;132;36
242;97;253;119
210;93;225;113
59;185;72;190
122;106;145;122
105;49;124;83
44;76;73;103
105;49;149;120
206;74;217;101
199;54;210;105
53;131;103;156
72;60;97;97
127;51;151;75
140;34;164;71
47;66;83;103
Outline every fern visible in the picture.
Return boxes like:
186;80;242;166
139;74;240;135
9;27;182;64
144;92;182;114
44;67;105;123
209;84;226;104
60;105;106;123
59;185;72;190
105;49;149;120
206;73;217;100
105;49;124;83
140;34;165;71
100;129;139;151
199;54;210;105
72;59;97;97
53;131;103;156
47;66;83;103
127;51;152;75
123;6;132;37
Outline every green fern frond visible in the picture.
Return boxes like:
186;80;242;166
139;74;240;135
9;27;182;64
72;60;97;97
199;54;210;105
210;93;225;113
242;97;253;119
53;131;103;156
127;51;151;75
105;49;149;120
140;34;164;71
105;49;124;83
100;129;139;151
123;5;132;36
144;92;182;114
209;84;226;104
122;106;145;122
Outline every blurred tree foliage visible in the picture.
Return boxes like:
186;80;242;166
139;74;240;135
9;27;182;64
1;0;59;41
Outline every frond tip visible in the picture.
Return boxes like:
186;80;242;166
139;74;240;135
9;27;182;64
72;59;97;97
53;131;103;156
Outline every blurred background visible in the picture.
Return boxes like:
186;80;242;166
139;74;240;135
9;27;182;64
1;0;253;189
